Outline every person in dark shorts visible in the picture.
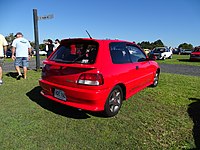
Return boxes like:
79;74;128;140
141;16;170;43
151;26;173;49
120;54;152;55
11;32;32;80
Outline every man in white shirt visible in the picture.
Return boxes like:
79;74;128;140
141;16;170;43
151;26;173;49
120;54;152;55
0;34;8;85
12;32;32;80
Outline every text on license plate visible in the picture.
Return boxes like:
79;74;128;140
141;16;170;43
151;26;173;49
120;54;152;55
54;89;67;101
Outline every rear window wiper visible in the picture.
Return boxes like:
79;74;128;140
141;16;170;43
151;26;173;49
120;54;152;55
72;51;88;63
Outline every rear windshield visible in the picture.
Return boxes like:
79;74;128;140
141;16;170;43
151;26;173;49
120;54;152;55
153;48;166;53
50;41;98;64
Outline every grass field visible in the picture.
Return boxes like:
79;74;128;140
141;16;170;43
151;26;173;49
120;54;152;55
0;70;200;149
156;54;200;66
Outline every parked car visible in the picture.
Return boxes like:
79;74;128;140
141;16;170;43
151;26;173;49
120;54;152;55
149;47;173;60
172;48;180;55
190;47;200;61
180;49;192;55
39;38;160;117
33;49;47;56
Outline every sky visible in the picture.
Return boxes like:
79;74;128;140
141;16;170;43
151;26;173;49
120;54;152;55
0;0;200;47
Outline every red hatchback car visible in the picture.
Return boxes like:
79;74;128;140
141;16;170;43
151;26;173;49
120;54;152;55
39;38;160;117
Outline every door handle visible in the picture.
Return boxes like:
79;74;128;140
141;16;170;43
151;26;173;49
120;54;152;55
136;66;139;70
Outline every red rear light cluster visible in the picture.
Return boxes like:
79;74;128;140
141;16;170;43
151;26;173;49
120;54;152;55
78;73;104;86
42;64;51;78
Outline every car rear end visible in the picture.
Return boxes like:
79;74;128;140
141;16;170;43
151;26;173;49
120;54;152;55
39;39;109;111
150;48;163;59
181;49;192;55
190;51;200;61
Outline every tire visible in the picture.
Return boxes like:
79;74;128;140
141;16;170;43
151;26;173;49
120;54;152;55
103;85;123;117
169;55;172;59
151;71;159;87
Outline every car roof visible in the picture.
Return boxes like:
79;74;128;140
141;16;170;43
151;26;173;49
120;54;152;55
60;38;135;45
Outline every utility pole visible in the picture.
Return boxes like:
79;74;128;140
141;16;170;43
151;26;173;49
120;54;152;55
33;9;54;70
33;9;40;70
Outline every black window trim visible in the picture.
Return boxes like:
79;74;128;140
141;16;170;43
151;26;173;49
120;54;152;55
109;42;132;64
125;43;147;63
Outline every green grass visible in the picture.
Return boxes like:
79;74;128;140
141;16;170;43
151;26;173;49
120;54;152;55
4;57;13;63
156;54;200;66
0;70;200;149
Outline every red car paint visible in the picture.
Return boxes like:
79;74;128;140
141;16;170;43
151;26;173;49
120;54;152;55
190;49;200;61
39;38;160;116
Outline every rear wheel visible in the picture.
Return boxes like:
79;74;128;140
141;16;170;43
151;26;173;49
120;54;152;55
151;71;159;87
103;85;123;117
162;56;166;60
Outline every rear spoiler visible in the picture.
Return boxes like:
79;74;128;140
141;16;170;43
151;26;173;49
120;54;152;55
60;38;97;45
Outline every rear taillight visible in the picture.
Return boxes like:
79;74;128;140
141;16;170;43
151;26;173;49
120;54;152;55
41;64;51;78
78;73;104;86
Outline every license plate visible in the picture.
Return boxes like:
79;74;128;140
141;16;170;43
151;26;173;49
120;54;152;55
54;89;67;101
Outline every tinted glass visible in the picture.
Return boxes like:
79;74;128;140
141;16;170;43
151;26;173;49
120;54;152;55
126;45;147;62
50;41;98;64
153;47;167;52
110;42;131;64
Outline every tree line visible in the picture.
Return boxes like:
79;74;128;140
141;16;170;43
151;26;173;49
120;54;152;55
137;39;194;50
5;33;195;50
5;33;45;50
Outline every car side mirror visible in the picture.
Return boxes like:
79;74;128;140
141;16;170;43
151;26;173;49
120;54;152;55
138;58;148;62
148;55;156;61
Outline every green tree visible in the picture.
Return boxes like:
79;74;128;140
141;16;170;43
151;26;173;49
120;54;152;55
138;39;164;50
5;33;15;49
178;43;193;49
39;44;46;50
30;42;45;50
152;39;164;48
30;41;35;49
138;41;152;49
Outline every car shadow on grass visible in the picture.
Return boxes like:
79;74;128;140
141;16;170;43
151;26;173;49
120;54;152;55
188;98;200;149
26;86;91;119
177;59;191;62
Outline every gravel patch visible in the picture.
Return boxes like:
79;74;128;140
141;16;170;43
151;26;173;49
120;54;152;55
159;63;200;77
3;58;45;72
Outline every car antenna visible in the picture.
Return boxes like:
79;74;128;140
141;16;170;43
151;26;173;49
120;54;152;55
86;30;92;39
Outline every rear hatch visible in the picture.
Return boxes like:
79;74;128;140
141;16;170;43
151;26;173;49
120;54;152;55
42;39;100;87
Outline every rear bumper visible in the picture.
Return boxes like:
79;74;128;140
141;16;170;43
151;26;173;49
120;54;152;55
190;56;200;61
151;53;163;59
39;79;109;111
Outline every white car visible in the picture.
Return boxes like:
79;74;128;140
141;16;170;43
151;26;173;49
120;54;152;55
150;47;173;60
33;50;47;56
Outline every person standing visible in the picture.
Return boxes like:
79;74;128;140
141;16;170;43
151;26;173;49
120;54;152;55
11;32;32;80
0;34;8;85
46;39;54;58
53;39;60;51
